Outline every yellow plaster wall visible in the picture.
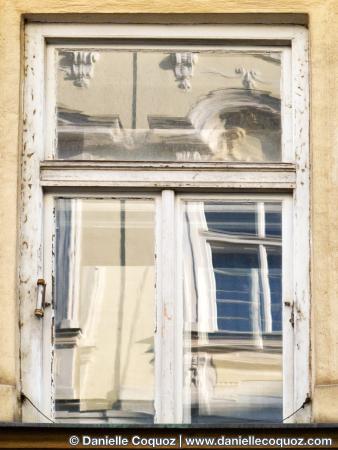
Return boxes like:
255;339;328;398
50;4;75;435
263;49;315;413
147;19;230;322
0;0;337;422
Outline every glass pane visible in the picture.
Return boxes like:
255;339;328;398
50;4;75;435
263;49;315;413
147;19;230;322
183;201;282;423
55;48;281;161
54;198;155;424
204;202;257;236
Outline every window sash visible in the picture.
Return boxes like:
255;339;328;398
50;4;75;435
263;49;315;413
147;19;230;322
40;191;292;424
44;41;292;163
174;193;293;424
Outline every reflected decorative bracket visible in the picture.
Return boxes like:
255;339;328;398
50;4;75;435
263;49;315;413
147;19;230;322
171;52;198;91
61;51;99;87
235;67;262;90
204;66;268;90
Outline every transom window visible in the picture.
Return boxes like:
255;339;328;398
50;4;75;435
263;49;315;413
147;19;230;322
52;46;283;162
20;24;310;425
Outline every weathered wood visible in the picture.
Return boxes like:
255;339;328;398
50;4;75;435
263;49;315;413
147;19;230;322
291;26;311;422
40;166;296;190
20;25;50;422
40;161;296;170
155;190;177;423
21;23;310;424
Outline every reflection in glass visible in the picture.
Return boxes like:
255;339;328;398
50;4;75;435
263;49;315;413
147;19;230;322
56;49;281;162
183;201;282;423
55;198;155;423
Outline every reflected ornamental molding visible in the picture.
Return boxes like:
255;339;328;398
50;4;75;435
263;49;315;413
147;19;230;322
171;52;198;91
60;51;99;87
235;67;263;90
205;66;271;90
188;88;281;162
55;87;280;163
55;87;281;163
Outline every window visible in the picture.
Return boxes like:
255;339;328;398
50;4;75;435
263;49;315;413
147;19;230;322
20;23;310;424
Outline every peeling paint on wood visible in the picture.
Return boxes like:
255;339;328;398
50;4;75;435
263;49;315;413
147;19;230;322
18;22;310;425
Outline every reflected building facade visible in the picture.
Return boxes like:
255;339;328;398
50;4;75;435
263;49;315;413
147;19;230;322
183;201;282;423
53;46;284;424
55;199;155;423
56;49;281;162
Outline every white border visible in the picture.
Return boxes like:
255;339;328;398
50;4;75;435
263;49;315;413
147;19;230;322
20;23;310;424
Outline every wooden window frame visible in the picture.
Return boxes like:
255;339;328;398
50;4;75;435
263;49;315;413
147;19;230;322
20;23;310;424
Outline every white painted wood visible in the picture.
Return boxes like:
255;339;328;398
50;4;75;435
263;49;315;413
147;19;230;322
155;190;177;423
40;161;296;170
290;27;311;422
39;163;296;190
174;195;184;424
19;24;46;422
154;195;162;424
25;23;308;42
21;22;310;424
40;166;296;190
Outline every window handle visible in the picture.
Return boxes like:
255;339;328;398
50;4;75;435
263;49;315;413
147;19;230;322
35;278;47;318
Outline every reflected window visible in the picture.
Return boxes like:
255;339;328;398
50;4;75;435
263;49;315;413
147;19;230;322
55;198;155;424
183;201;282;423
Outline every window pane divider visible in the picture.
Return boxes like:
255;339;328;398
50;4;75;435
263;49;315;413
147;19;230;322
40;161;296;171
40;162;296;190
155;189;180;423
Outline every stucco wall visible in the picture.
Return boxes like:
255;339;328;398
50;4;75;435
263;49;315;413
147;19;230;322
0;0;337;422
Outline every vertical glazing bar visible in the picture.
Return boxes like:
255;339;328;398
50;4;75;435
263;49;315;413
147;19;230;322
155;190;176;423
258;202;273;333
175;196;184;424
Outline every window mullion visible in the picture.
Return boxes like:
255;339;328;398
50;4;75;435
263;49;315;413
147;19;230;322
155;189;179;424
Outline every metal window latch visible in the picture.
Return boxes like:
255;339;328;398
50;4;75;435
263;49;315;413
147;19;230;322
35;278;47;318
